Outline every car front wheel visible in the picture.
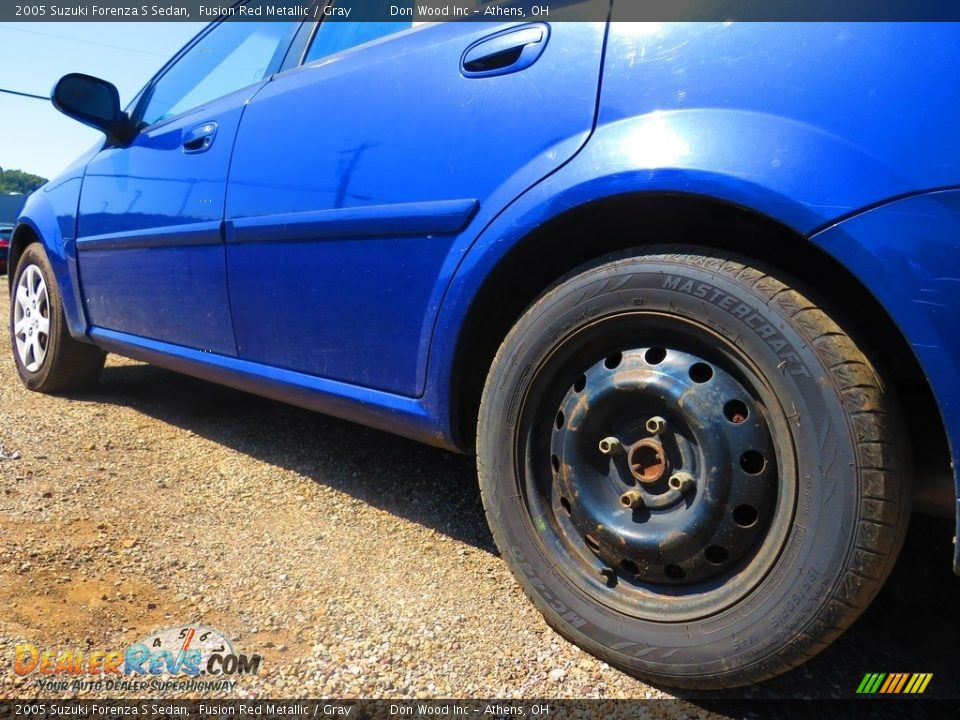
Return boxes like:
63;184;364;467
477;246;910;688
11;243;105;393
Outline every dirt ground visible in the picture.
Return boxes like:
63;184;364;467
0;286;958;710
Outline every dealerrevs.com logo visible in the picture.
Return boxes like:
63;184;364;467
13;625;262;693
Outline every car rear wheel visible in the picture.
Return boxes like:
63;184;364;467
477;246;910;688
11;243;105;393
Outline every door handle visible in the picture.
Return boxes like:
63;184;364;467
461;24;549;78
182;122;218;154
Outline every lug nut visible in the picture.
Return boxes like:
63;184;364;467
668;472;695;493
619;489;644;509
598;437;622;455
645;416;667;435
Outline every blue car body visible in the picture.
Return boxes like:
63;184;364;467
11;16;960;564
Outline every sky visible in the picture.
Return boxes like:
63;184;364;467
0;22;205;180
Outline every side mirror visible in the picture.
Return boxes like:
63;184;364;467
52;73;135;144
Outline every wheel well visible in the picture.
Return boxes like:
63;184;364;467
452;193;951;498
7;223;39;291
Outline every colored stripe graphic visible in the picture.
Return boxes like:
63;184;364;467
879;674;896;693
903;674;920;693
857;672;932;694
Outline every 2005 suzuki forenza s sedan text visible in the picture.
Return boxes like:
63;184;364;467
9;1;960;688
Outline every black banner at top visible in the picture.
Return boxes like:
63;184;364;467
0;699;956;720
5;0;960;22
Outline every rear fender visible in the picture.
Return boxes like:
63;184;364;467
809;190;960;570
425;108;884;438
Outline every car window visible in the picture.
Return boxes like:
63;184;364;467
304;1;414;63
140;6;298;126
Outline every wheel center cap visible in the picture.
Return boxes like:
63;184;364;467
628;439;667;483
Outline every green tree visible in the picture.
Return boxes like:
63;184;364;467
0;167;48;194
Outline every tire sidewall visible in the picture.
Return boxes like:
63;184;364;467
480;254;859;680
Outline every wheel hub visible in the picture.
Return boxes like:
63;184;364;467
549;346;777;587
628;439;667;483
13;264;50;373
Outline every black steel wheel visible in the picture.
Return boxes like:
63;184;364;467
541;333;786;621
477;247;910;688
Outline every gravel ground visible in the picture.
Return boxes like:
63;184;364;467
0;287;958;711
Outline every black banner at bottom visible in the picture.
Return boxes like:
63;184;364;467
0;699;953;720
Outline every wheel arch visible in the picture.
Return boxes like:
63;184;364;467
444;192;951;516
7;221;40;293
8;199;90;341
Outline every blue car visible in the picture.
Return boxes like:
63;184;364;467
8;6;960;688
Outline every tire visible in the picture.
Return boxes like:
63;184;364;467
10;243;105;393
477;246;910;688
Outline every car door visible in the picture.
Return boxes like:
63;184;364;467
224;2;607;395
76;14;300;355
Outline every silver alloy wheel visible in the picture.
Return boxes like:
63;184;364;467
13;263;50;373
